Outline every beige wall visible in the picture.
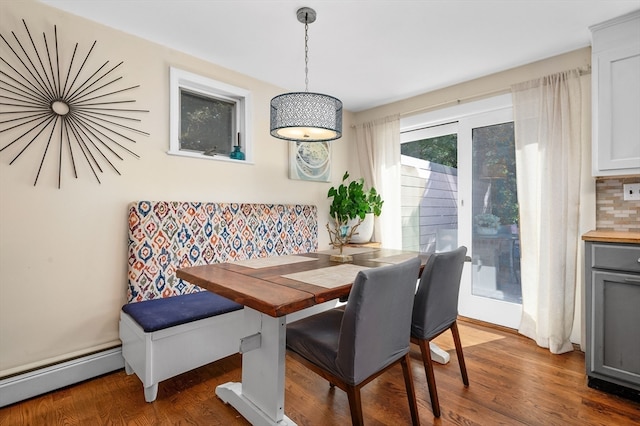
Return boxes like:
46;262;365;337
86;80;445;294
0;0;355;376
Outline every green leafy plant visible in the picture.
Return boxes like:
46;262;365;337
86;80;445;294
326;172;384;253
328;172;383;223
474;213;500;229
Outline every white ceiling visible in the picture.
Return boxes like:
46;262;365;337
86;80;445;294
39;0;640;112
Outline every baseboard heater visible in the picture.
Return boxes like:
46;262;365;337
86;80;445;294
0;347;124;408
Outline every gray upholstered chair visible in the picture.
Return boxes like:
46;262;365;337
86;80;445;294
286;257;422;426
411;246;469;417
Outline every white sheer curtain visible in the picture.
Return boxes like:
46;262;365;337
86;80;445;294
512;69;585;354
354;115;402;248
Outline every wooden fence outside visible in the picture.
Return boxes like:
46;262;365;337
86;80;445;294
401;156;458;253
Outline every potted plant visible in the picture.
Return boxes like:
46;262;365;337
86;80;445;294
474;213;500;235
327;172;383;258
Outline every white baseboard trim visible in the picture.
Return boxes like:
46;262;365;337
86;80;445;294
0;346;124;408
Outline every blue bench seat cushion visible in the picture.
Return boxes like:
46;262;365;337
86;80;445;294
122;291;243;332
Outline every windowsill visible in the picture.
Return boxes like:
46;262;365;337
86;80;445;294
167;150;253;165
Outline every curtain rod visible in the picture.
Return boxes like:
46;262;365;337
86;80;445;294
351;88;509;127
351;65;592;123
399;87;511;118
400;65;591;118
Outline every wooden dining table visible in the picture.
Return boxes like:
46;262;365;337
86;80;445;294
177;247;428;426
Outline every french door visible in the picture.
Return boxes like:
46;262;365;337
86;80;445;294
401;94;522;329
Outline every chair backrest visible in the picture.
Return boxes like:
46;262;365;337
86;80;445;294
336;257;421;385
411;246;467;340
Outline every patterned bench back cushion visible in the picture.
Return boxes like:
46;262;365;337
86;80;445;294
127;201;318;302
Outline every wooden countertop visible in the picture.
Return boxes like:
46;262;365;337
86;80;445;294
582;230;640;244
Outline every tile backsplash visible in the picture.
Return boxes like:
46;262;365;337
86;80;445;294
596;176;640;232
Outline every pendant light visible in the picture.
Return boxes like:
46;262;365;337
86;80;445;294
270;7;343;142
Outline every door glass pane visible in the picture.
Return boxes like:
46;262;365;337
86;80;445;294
471;122;521;303
401;134;458;253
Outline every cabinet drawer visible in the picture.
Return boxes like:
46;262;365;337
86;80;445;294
591;243;640;273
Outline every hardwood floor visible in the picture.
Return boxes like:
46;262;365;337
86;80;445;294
2;319;638;425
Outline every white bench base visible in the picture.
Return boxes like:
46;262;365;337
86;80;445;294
119;308;245;402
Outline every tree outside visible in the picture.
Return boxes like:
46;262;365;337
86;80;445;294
401;134;457;168
472;122;519;227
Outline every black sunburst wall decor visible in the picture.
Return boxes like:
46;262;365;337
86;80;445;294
0;19;149;188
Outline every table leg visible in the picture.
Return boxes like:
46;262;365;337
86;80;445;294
430;342;451;364
216;307;297;425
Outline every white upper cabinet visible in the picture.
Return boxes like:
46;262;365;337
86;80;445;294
590;10;640;177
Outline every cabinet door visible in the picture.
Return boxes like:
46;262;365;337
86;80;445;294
593;45;640;176
589;270;640;389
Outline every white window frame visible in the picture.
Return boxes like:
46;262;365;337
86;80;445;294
169;67;252;163
400;94;522;329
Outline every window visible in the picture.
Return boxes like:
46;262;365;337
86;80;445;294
399;122;459;254
400;94;522;329
169;67;252;162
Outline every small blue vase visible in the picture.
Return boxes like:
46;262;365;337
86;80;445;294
229;145;245;160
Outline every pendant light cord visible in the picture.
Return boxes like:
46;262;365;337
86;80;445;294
304;16;309;92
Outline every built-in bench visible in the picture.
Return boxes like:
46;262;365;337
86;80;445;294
119;201;318;402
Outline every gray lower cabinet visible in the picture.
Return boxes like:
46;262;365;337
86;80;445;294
585;241;640;398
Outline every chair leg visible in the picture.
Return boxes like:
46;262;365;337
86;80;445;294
401;354;421;426
451;321;469;386
418;338;440;417
345;385;364;426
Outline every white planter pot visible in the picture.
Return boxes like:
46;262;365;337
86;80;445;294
476;226;498;235
348;213;374;244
